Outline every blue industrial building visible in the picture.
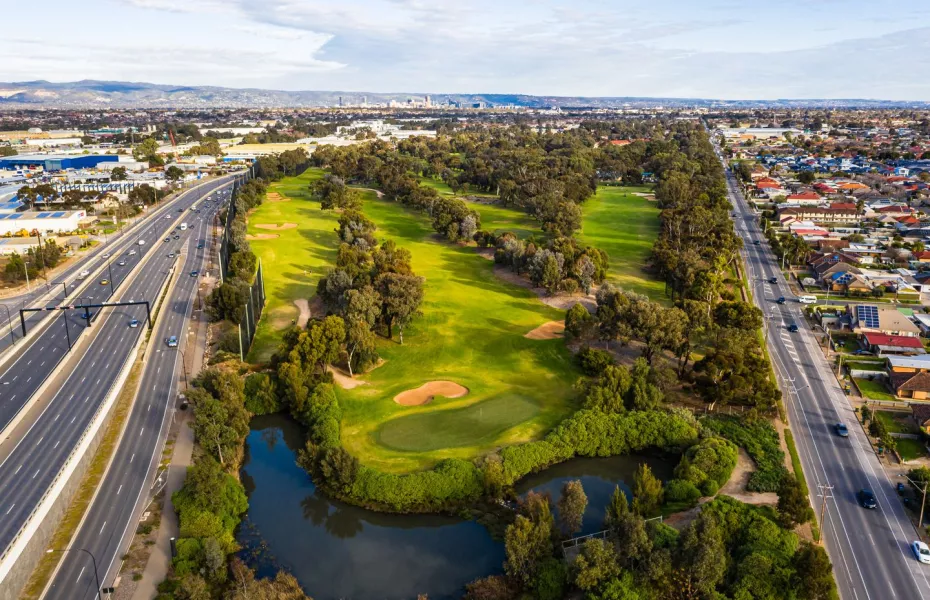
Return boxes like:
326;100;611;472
0;154;119;171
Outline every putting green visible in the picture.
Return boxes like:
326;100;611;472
376;393;540;452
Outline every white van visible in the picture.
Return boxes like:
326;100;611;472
138;239;146;246
180;223;188;231
798;295;817;304
77;270;90;280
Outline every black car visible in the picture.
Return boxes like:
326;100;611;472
753;240;761;246
768;277;778;284
776;296;786;304
858;488;877;509
787;324;799;332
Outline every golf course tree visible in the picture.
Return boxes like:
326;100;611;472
375;271;424;343
312;173;361;210
255;148;309;180
558;479;588;536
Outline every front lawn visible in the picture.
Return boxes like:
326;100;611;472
874;410;919;434
854;378;895;402
896;438;929;462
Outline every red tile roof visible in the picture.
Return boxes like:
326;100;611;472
787;192;821;200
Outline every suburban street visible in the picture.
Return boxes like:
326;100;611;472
0;178;232;576
43;186;229;600
723;158;930;600
0;180;227;435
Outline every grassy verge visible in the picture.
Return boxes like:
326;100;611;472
20;360;145;599
897;438;929;462
785;428;820;542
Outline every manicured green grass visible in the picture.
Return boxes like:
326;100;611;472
376;393;540;452
875;410;919;434
576;185;665;300
897;438;929;462
341;191;579;472
250;168;580;473
246;169;341;362
854;378;896;402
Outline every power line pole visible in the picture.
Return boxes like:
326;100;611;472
817;483;834;543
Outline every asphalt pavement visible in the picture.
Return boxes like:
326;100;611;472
723;157;930;600
43;186;229;600
0;179;232;572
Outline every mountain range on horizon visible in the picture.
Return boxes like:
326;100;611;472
0;79;928;110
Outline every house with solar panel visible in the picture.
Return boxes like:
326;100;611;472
0;210;87;237
851;304;921;337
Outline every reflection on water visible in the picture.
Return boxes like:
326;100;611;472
515;454;676;535
237;414;506;600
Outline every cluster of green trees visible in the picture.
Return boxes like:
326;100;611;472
2;240;63;283
468;489;834;600
160;365;311;600
207;179;266;324
255;148;310;181
484;232;609;295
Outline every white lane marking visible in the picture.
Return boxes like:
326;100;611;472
32;468;40;479
117;485;122;495
77;566;85;583
130;453;134;463
14;464;22;474
5;503;14;515
99;521;107;535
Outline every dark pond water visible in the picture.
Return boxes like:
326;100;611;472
237;414;506;600
515;454;676;536
237;414;678;599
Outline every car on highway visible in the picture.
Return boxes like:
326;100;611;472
177;208;184;212
753;240;761;245
165;214;172;219
858;488;877;509
912;541;930;564
776;297;786;304
99;278;109;286
168;253;176;258
165;335;179;347
77;269;90;279
190;270;199;277
102;253;111;259
129;319;139;328
768;277;778;284
787;324;799;332
118;260;127;266
128;249;137;256
173;235;180;240
834;423;849;437
164;237;171;243
138;239;146;246
197;242;204;249
81;312;95;320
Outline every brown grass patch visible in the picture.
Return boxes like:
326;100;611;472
246;233;280;240
254;222;297;230
525;321;565;340
394;380;469;406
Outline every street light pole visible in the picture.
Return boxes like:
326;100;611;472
46;547;102;600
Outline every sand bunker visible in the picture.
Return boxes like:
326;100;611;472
294;299;311;328
255;223;298;230
525;321;565;340
394;381;469;406
246;233;280;240
633;192;657;201
328;366;368;390
266;192;290;202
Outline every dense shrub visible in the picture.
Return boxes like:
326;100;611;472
243;373;280;415
576;345;615;376
350;459;483;512
673;435;738;490
664;479;701;504
702;416;788;493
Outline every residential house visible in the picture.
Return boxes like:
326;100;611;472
892;371;930;400
862;332;926;356
850;304;921;337
778;206;858;224
910;404;930;433
785;192;822;205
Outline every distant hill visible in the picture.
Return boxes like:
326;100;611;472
0;80;927;109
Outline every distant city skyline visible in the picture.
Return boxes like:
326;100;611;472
2;0;930;100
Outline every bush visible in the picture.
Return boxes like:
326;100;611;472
700;478;720;497
576;346;615;376
702;417;788;493
664;479;701;504
674;435;738;490
244;373;280;415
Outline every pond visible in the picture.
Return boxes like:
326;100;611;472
238;414;678;599
237;414;505;600
515;454;676;536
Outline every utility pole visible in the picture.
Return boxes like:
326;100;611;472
817;483;834;542
903;474;929;530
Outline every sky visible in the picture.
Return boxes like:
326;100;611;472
2;0;930;100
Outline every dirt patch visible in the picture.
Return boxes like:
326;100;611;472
294;299;311;328
328;366;368;389
394;380;469;406
246;233;280;240
525;321;565;340
718;448;779;505
255;222;298;230
477;248;495;261
266;192;290;202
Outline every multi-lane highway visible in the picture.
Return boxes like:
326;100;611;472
0;181;225;435
0;177;233;595
43;186;230;600
723;154;930;600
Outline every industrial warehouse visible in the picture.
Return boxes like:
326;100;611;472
0;210;87;237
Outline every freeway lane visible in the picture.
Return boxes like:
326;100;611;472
0;179;228;435
0;180;232;564
44;189;228;600
723;158;930;600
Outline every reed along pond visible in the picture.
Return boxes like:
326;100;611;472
237;414;676;599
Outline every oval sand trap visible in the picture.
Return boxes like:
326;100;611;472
394;381;468;406
255;223;298;230
524;321;565;340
